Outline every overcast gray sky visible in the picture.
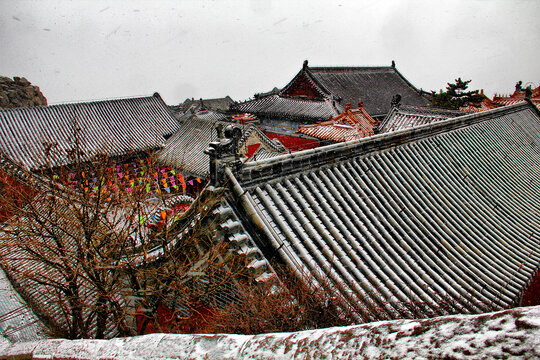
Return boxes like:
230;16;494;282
1;0;539;105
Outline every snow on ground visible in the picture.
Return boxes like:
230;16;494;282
1;306;539;359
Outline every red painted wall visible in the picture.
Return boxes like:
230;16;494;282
0;170;34;222
521;271;540;306
247;143;261;157
264;132;320;152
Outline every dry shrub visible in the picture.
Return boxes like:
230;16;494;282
202;266;356;334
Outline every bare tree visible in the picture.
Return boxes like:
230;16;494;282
0;136;362;338
1;152;144;338
0;135;265;339
201;265;357;334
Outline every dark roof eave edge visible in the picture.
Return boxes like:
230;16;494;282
301;68;333;98
3;93;163;111
392;66;428;97
525;97;540;119
153;92;181;121
231;109;330;122
238;102;533;184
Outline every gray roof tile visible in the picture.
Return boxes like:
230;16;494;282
157;112;286;178
0;94;179;171
0;268;44;342
156;114;228;177
221;102;540;322
231;95;339;121
305;66;431;117
377;105;467;133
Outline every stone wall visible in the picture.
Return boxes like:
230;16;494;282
0;76;47;109
0;305;538;359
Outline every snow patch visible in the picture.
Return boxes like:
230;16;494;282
1;306;539;359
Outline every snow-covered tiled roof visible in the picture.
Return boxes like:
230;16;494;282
157;112;285;178
377;105;466;134
156;113;229;177
296;102;378;143
0;93;179;171
246;145;284;162
0;268;44;343
218;101;540;322
281;61;431;118
231;95;339;121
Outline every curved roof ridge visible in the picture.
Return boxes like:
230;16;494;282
278;67;331;100
300;67;334;99
390;66;426;95
231;94;338;121
376;105;468;134
397;105;467;116
238;124;286;153
233;94;330;107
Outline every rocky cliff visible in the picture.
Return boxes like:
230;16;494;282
0;76;47;109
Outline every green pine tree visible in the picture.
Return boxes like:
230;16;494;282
431;78;485;110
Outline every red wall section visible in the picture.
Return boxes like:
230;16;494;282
137;301;217;335
282;74;322;99
264;132;320;152
521;271;540;306
0;170;34;222
247;143;261;157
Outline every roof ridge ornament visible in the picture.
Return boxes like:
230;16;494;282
525;86;532;99
303;59;309;70
391;94;402;108
205;124;243;186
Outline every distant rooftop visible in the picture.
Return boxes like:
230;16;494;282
281;60;431;117
377;105;466;133
0;93;179;171
170;96;234;119
156;110;285;177
233;60;431;122
231;95;339;121
297;102;378;142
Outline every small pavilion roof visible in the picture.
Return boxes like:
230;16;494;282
377;105;467;133
297;102;378;142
